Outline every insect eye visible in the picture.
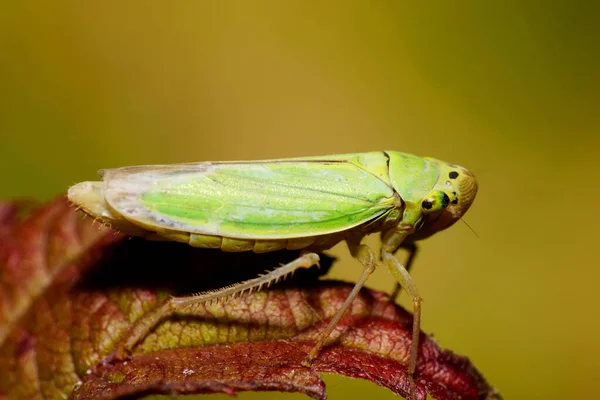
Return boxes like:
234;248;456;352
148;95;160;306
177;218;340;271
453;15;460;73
421;191;450;213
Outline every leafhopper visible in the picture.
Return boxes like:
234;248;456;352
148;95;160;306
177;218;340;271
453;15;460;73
68;151;477;399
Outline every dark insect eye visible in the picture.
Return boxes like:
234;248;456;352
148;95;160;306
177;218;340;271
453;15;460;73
422;199;434;210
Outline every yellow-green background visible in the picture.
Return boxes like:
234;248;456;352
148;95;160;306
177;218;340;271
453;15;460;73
1;2;598;399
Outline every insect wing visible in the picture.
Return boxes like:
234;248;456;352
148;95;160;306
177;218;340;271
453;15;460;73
102;160;397;239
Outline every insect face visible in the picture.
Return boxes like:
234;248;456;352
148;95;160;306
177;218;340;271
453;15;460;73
411;159;478;240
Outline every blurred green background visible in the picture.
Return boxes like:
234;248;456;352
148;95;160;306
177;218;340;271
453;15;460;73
1;1;598;399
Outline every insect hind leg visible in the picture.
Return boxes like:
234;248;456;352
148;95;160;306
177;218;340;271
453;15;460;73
114;252;320;359
171;252;320;306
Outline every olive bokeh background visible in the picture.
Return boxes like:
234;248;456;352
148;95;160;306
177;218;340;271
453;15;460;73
1;2;598;399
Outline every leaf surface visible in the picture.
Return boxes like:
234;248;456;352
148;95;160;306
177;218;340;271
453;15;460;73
0;198;500;400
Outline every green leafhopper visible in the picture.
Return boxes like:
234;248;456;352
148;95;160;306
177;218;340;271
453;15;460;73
68;151;478;399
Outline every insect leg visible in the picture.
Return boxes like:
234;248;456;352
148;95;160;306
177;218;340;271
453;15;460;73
389;242;419;300
302;238;377;366
114;252;320;359
172;252;320;306
382;231;421;400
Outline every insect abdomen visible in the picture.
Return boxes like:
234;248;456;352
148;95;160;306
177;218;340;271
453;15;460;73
157;231;319;253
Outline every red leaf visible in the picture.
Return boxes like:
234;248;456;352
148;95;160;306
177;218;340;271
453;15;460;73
0;197;501;400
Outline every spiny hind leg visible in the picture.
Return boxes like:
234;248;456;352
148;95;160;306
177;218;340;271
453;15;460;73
302;238;377;365
114;252;320;359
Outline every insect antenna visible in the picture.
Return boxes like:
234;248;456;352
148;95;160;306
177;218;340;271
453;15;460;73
460;218;479;238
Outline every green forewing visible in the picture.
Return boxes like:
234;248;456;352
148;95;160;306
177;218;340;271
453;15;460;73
103;159;397;239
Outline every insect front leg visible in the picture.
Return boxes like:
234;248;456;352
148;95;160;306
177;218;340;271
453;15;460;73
382;229;422;400
114;252;320;360
302;236;378;366
389;242;419;301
